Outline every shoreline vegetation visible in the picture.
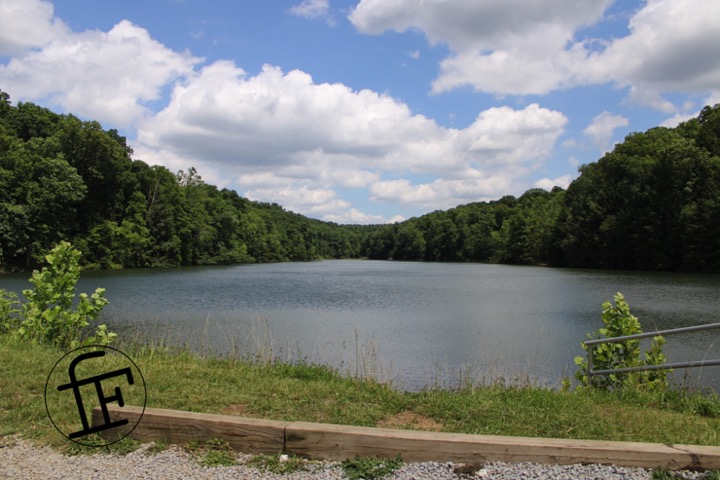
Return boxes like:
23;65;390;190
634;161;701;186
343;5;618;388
1;91;720;273
3;334;720;454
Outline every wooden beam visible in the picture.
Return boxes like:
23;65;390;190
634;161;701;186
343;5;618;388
92;406;720;470
92;405;288;454
286;421;719;470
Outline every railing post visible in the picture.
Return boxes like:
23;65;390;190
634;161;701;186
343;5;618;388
587;344;594;387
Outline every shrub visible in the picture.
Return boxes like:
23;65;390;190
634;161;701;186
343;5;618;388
1;241;115;348
575;292;668;391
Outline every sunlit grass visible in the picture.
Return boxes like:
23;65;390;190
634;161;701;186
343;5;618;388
3;334;720;454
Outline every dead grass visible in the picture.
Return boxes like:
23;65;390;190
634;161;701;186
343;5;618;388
377;411;443;432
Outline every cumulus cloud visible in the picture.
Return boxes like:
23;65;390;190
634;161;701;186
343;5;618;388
0;0;575;223
138;61;450;172
0;19;200;128
534;174;573;191
0;0;67;55
455;104;568;166
137;61;567;218
349;0;720;110
369;176;513;211
583;111;629;153
586;0;720;94
349;0;609;95
245;185;349;215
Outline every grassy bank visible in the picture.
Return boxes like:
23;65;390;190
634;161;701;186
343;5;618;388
2;334;720;453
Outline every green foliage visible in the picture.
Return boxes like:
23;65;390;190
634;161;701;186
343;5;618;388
65;434;141;456
186;438;237;467
341;455;404;480
247;453;308;475
0;288;21;334
653;469;720;480
8;241;114;348
575;293;668;391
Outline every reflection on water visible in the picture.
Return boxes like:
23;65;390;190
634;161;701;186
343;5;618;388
1;261;718;391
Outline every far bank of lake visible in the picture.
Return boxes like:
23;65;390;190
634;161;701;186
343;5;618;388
1;260;718;390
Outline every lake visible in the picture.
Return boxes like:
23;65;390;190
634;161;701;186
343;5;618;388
2;260;719;391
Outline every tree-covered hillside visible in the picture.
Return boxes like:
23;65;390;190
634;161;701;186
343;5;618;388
1;89;718;272
362;104;720;272
0;90;374;270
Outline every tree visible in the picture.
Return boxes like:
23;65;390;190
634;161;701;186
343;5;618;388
0;137;86;267
695;104;720;156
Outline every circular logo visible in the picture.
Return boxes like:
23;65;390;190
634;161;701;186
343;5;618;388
44;345;146;447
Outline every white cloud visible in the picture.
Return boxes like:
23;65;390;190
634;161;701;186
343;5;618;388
137;63;567;218
586;0;720;98
350;0;609;96
455;104;568;166
534;174;573;191
583;111;629;153
137;61;453;175
323;209;404;225
349;0;720;111
660;112;696;128
290;0;334;25
0;20;200;128
704;91;720;108
0;0;67;55
0;1;575;223
369;176;513;211
245;185;349;215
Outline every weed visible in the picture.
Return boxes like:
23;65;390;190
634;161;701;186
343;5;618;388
653;470;720;480
147;440;171;455
185;438;236;467
64;435;141;456
341;455;403;480
652;470;676;480
246;452;308;475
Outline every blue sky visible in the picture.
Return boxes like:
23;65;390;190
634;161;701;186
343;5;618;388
1;0;718;224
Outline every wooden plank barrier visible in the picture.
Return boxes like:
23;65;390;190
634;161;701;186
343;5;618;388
93;405;720;470
92;405;289;454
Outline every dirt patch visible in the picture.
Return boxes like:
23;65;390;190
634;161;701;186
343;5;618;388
377;411;444;432
221;403;251;416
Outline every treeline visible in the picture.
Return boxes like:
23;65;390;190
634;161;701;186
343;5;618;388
362;104;720;272
0;90;373;270
1;88;719;272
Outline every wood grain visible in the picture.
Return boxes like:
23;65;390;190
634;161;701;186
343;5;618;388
92;405;720;470
92;405;288;454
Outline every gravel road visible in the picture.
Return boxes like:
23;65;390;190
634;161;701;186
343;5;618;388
0;437;705;479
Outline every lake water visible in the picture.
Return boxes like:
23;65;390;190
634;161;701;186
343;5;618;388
2;260;719;391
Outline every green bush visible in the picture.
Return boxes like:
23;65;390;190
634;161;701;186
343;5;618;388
575;292;668;391
0;241;115;348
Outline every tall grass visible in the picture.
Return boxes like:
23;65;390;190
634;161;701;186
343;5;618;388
3;333;720;452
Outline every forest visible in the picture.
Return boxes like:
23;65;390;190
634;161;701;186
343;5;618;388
1;88;719;272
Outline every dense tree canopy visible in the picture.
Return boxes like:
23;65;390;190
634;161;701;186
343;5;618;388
1;88;718;272
359;105;720;272
0;90;368;270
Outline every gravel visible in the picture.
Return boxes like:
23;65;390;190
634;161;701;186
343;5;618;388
0;437;706;480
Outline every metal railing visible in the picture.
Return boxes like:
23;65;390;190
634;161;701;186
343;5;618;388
584;322;720;379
